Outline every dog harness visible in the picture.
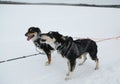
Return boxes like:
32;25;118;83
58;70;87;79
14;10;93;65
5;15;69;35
34;38;41;48
56;37;73;57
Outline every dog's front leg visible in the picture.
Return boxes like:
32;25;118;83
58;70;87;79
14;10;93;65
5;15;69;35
65;60;76;80
65;72;73;80
45;54;51;66
66;61;70;76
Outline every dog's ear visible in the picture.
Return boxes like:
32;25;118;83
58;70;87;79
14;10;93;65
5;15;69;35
29;26;41;33
47;31;55;38
51;32;62;38
65;37;73;43
35;27;41;33
67;37;73;41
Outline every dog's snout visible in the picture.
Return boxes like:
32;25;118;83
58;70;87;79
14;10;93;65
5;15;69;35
25;33;28;36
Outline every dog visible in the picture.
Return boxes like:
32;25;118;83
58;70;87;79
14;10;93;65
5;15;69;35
40;31;99;80
25;27;55;65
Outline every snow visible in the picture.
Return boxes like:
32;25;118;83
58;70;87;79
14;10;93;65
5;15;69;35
0;4;120;84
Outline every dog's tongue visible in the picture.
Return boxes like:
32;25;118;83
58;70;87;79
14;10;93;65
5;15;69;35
27;36;31;41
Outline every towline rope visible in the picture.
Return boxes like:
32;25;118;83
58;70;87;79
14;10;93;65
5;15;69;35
74;35;120;42
0;52;45;64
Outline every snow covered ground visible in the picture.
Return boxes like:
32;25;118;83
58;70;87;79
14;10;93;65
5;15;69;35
0;4;120;84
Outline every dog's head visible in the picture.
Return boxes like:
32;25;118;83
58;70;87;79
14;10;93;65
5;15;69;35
25;27;41;41
40;31;66;46
40;31;73;49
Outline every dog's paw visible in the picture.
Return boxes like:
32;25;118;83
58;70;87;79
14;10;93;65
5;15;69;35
78;63;83;66
95;67;99;70
65;73;72;80
45;61;50;66
65;76;71;80
66;72;70;76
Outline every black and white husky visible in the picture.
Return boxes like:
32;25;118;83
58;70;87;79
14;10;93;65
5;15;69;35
25;27;54;65
40;31;99;80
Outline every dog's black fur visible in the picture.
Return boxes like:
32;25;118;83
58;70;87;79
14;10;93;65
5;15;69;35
40;31;99;80
25;27;54;65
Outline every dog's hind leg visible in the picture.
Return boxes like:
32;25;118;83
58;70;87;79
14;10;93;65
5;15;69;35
78;53;87;66
89;52;99;70
65;59;76;80
95;58;99;70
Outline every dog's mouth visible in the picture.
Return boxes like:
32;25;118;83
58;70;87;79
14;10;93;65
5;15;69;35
27;35;34;41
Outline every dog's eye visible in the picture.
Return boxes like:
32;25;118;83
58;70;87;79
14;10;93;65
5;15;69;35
41;39;46;42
